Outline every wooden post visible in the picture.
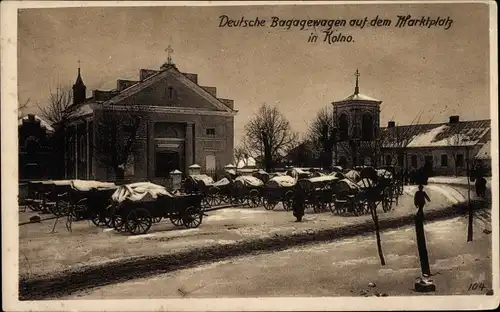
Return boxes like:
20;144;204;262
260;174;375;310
415;210;431;276
467;146;473;242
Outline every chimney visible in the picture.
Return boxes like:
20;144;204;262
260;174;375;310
449;115;460;124
388;121;395;128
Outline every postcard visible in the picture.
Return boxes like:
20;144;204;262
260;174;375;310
2;0;499;311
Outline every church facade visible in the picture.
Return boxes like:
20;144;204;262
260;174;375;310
331;70;491;176
62;55;237;182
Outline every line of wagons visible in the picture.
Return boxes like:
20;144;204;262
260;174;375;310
183;166;404;216
22;180;205;235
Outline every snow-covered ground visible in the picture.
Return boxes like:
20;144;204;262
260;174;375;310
428;176;492;186
18;184;483;278
65;215;492;299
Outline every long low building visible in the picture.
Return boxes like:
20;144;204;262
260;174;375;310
379;117;491;176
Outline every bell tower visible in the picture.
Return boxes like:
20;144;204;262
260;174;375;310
72;60;87;105
331;69;382;167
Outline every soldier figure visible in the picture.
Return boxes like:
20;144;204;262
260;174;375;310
292;183;306;222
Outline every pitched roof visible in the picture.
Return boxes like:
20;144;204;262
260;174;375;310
380;119;491;148
475;140;491;159
100;65;235;112
18;115;55;133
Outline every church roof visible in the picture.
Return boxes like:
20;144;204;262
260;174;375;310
340;92;381;102
380;119;491;148
95;64;236;113
334;69;382;104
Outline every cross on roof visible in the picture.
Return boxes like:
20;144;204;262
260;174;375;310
354;68;360;94
165;45;174;65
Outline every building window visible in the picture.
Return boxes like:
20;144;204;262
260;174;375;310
338;114;349;141
411;155;418;168
206;128;216;137
456;154;464;167
385;155;391;165
397;154;404;166
361;113;374;141
441;154;448;167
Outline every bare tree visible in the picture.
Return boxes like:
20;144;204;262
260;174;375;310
233;145;248;166
36;86;73;124
18;97;31;118
243;103;298;172
93;105;147;181
307;107;335;155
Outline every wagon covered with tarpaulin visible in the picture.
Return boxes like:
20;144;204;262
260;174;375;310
183;174;215;208
207;177;236;205
296;174;340;213
68;180;118;226
108;182;204;235
262;175;296;211
232;175;265;207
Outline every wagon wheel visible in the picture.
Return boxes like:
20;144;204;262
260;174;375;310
112;214;126;231
125;208;152;235
207;194;220;207
247;189;261;208
91;212;109;227
382;194;392;212
182;206;203;228
263;198;277;210
170;214;184;227
53;200;69;217
282;191;294;211
152;216;163;223
201;196;212;210
27;202;40;212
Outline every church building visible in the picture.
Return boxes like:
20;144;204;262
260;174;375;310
331;70;491;176
62;49;237;182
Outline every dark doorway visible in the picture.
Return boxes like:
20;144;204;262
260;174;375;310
155;151;180;177
424;155;433;175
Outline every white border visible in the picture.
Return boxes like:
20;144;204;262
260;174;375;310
2;1;499;311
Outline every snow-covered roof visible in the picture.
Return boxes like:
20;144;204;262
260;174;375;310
189;164;201;169
475;141;491;159
224;164;236;169
237;157;256;169
380;120;490;148
72;103;94;118
18;115;54;133
339;92;381;102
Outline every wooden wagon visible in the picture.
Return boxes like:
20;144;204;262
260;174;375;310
68;180;118;227
262;175;296;211
208;177;234;205
183;174;215;209
108;182;205;235
296;175;340;213
232;175;265;208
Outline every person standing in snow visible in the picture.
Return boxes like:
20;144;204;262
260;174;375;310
292;182;306;222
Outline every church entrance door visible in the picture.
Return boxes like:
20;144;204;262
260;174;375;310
155;151;180;178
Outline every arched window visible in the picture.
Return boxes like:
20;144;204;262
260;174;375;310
361;113;374;141
25;136;40;154
338;114;349;141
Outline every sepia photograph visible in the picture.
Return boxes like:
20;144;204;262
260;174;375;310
2;0;499;311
